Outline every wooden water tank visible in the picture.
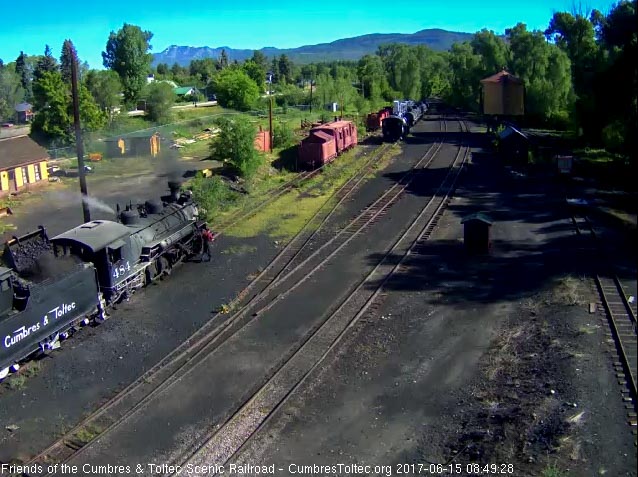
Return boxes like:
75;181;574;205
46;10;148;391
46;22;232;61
480;70;524;116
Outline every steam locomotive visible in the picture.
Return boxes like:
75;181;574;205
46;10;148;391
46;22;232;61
0;181;206;380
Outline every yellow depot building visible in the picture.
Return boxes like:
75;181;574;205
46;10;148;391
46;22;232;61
0;135;49;195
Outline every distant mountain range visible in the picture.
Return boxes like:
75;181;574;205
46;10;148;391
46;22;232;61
152;29;473;66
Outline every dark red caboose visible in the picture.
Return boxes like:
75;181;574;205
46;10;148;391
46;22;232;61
316;120;358;154
298;130;337;169
298;120;358;169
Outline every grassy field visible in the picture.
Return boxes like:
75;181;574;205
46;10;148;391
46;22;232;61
212;143;400;241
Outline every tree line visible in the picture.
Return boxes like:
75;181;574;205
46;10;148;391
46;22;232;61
0;1;634;152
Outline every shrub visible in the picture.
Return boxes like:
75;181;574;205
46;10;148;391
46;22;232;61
189;176;238;217
210;117;263;178
273;122;296;148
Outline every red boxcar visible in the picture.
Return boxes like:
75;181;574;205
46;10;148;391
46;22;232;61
298;120;358;169
365;107;392;131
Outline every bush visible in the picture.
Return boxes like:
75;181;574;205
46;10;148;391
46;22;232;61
189;176;238;217
210;116;263;178
273;122;296;148
601;120;626;152
146;82;175;123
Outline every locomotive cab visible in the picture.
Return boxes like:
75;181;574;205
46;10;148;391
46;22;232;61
51;220;137;301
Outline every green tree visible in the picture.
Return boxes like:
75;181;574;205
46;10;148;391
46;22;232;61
15;51;31;100
242;60;265;92
251;50;269;73
0;67;24;120
60;39;76;84
145;81;175;122
190;58;216;84
471;29;510;76
32;70;106;144
156;63;169;76
507;23;574;123
219;49;229;69
31;71;72;142
213;68;260;110
447;42;482;110
414;46;451;99
357;54;389;105
78;84;107;131
84;69;121;120
102;23;153;105
278;54;293;84
33;45;58;82
210;116;261;178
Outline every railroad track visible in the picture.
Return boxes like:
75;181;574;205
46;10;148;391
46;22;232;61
175;120;471;474
22;126;435;473
570;212;637;437
213;142;376;237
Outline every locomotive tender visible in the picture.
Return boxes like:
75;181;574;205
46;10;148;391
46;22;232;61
0;182;206;380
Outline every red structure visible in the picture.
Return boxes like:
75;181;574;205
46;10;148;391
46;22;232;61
298;120;358;169
366;107;392;131
254;126;271;153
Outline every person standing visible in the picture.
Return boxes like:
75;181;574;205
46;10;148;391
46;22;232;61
201;225;215;262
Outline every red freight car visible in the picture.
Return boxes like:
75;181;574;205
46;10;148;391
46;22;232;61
298;120;358;169
298;130;337;169
366;107;392;131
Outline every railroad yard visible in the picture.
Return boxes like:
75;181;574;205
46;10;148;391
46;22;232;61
1;111;636;477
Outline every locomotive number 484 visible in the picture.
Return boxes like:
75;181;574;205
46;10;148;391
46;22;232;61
112;261;132;279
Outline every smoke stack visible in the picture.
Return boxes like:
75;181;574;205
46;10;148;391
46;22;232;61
167;180;182;203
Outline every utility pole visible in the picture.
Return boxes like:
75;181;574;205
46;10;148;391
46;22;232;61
268;73;273;153
71;48;91;223
309;78;313;114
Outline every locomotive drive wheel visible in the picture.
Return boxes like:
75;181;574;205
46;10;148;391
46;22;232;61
158;256;171;278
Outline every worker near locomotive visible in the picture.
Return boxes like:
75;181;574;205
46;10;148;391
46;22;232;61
0;180;211;381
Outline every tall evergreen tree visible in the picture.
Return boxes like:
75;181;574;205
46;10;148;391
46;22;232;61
219;49;229;69
60;39;77;84
15;51;29;93
34;45;58;82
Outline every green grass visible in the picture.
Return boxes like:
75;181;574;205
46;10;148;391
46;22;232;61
541;462;568;477
221;244;258;255
73;424;103;444
6;375;27;390
222;144;397;241
179;140;212;159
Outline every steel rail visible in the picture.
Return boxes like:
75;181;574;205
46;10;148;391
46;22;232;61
175;120;471;473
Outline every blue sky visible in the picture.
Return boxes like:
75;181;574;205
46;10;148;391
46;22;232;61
1;0;619;69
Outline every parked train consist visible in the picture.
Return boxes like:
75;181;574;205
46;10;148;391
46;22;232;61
298;120;358;169
382;99;429;142
0;182;207;380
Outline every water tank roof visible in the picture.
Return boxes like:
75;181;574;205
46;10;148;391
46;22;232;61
480;70;523;84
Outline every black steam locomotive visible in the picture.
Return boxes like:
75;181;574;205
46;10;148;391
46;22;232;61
0;182;206;380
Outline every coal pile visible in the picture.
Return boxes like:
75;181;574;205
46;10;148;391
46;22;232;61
4;234;53;276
